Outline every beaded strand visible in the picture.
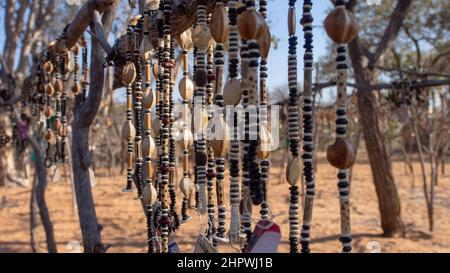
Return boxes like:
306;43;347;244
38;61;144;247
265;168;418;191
300;0;315;254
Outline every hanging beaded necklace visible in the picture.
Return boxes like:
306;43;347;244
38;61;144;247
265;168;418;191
192;0;211;215
299;0;315;254
324;0;359;253
285;0;301;254
225;0;242;244
122;25;137;193
177;29;195;224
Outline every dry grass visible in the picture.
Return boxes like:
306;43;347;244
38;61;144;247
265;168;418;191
0;152;449;253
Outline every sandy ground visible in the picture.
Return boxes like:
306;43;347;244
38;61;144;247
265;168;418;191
0;151;449;253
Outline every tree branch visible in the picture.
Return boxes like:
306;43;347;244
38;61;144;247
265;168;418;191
370;0;413;67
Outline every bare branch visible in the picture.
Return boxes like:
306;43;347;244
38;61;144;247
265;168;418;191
370;0;413;67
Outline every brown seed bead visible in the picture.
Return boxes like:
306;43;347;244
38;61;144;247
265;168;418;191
257;23;272;59
324;7;359;44
210;4;229;43
142;88;155;109
43;61;54;74
71;83;81;94
45;83;55;96
54;79;63;93
237;9;266;40
326;138;356;169
122;63;137;85
44;106;53;118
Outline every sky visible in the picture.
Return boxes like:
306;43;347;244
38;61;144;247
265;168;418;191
264;1;333;92
0;1;335;102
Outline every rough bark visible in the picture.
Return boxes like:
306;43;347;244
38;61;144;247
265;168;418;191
29;174;39;253
345;0;414;237
28;136;58;253
71;2;118;253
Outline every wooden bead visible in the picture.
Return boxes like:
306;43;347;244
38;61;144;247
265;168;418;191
326;138;356;169
71;83;81;94
324;7;359;44
211;118;229;158
142;183;158;206
177;29;194;51
288;7;296;36
122;63;137;85
286;156;302;186
54;79;63;93
53;119;62;131
45;129;55;144
257;22;271;59
43;61;54;74
143;134;156;158
142;88;155;109
179;177;195;197
192;25;213;51
72;44;79;55
223;79;242;106
179;76;194;101
237;10;266;40
45;83;55;96
44;105;53;118
121;120;136;141
140;37;154;61
210;4;229;44
180;128;193;150
257;126;273;160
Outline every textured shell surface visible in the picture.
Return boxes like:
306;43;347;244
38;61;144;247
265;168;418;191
257;22;271;59
324;7;359;44
142;134;156;157
210;4;229;43
179;76;195;100
177;29;194;51
237;10;266;40
223;79;242;106
180;128;194;150
122;63;137;85
179;177;195;197
286;156;302;186
142;88;155;109
192;25;214;51
121;120;136;141
142;183;158;206
140;37;154;60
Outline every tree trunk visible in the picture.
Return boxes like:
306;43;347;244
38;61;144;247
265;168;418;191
29;136;58;253
29;174;39;253
71;3;117;253
348;42;405;237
